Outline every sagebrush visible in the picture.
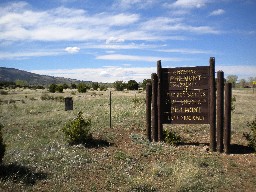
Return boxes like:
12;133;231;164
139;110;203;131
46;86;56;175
243;117;256;151
163;129;182;146
62;111;92;145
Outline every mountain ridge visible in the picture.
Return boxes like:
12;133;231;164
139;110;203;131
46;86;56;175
0;67;89;85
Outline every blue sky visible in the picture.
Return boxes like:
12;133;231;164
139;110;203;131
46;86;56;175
0;0;255;83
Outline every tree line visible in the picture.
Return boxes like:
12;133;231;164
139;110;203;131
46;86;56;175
1;76;255;92
0;79;152;92
226;75;256;88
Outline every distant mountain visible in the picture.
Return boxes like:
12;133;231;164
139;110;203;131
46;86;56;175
0;67;89;86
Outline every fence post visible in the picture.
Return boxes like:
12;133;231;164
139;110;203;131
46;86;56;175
146;83;152;141
109;91;112;129
209;57;216;151
65;97;73;111
217;71;224;153
157;60;163;142
224;83;232;154
151;73;158;142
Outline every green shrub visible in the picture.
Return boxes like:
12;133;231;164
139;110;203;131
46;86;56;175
127;80;139;90
243;117;256;151
163;129;182;146
41;94;64;102
62;112;92;145
231;96;236;112
92;82;99;90
49;84;57;93
77;83;87;93
56;85;64;93
113;81;126;91
71;83;77;89
99;85;107;91
0;123;6;163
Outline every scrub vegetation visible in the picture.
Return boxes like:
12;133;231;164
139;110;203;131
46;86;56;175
0;88;255;191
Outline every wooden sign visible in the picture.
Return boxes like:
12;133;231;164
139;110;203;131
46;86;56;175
161;66;210;124
146;57;232;153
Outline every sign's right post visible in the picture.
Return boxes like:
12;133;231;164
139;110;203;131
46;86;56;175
209;57;216;152
224;83;232;154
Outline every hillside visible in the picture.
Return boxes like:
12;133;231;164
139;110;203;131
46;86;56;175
0;67;89;86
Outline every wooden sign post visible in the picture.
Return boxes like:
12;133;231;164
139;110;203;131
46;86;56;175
146;57;232;153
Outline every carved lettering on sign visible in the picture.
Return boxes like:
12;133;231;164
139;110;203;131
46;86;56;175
161;66;209;124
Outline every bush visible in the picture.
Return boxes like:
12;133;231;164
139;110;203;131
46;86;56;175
127;80;139;90
62;112;92;145
99;85;107;91
0;123;6;163
92;82;99;90
40;93;64;102
163;129;182;146
114;81;126;91
63;83;69;89
49;84;57;93
231;96;236;112
71;83;77;89
56;85;64;93
77;83;87;93
243;117;256;151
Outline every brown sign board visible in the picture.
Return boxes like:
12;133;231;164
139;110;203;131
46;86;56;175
161;66;210;124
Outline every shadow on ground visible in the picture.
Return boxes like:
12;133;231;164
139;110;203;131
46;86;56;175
180;142;209;146
179;142;255;154
83;138;114;148
229;144;254;154
0;163;47;185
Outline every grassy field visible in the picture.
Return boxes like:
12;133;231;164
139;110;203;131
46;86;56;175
0;88;255;191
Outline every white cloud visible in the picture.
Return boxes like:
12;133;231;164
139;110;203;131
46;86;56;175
0;4;140;42
210;9;225;16
105;37;125;44
0;1;221;44
65;47;80;54
159;48;213;54
139;17;221;34
96;54;186;62
113;0;155;10
31;67;157;83
0;50;61;60
216;65;256;80
168;0;210;9
30;65;256;83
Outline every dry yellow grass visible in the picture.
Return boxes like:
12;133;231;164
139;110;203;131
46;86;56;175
0;88;255;191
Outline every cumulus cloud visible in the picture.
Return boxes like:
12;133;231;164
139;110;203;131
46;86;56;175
106;37;125;44
30;65;256;83
65;47;80;54
159;48;214;54
210;9;225;16
0;50;61;60
31;66;156;83
216;65;256;80
139;17;221;34
0;4;140;42
113;0;155;10
0;1;221;44
168;0;209;9
96;54;187;62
